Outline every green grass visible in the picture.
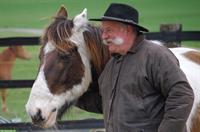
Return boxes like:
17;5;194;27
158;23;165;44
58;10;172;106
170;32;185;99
182;42;200;49
0;31;38;38
0;0;199;123
0;0;199;31
0;130;16;132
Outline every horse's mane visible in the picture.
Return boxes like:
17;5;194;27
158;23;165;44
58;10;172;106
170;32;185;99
83;25;110;75
41;16;110;75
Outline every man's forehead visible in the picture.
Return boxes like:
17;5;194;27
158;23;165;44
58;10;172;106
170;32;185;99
101;21;124;29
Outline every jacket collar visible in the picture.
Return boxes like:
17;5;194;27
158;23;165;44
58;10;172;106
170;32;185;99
128;34;145;54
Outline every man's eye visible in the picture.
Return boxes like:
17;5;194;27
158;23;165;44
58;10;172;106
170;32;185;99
107;29;111;32
104;29;112;34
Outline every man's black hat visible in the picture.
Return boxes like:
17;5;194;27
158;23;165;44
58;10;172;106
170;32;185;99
90;3;149;32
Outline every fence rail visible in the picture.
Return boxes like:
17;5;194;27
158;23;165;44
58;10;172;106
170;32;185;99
0;36;39;46
0;80;34;88
0;31;200;47
145;31;200;42
0;119;104;131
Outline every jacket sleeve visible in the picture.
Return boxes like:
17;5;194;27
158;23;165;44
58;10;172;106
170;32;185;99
152;47;194;132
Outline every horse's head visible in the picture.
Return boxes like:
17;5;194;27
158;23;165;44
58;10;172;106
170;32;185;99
10;46;32;60
25;6;94;128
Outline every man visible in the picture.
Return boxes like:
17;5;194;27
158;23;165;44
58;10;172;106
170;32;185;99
77;3;194;132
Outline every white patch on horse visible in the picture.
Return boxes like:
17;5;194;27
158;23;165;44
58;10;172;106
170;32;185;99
60;8;92;102
72;8;88;32
66;8;92;100
26;43;57;117
26;43;59;127
44;42;55;54
151;41;200;131
26;65;54;116
170;47;200;131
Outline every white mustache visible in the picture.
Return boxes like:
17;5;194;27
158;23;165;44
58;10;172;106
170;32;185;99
103;37;124;45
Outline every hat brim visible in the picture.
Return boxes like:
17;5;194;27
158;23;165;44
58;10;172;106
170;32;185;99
90;17;149;32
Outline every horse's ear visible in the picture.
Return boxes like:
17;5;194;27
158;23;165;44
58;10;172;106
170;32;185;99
56;6;68;17
73;8;88;31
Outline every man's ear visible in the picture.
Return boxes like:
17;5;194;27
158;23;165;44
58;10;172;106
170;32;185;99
127;25;138;34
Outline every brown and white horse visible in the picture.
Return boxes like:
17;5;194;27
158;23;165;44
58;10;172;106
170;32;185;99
25;7;200;131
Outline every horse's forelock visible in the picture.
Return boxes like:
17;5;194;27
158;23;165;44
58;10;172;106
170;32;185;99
41;17;75;53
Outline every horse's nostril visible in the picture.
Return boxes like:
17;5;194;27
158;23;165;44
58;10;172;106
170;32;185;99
31;109;45;124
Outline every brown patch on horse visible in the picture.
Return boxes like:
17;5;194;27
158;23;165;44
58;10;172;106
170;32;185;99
44;48;84;95
191;105;200;132
183;51;200;65
83;25;110;75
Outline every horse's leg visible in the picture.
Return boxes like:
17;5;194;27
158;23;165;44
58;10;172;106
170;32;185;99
0;89;7;112
191;105;200;132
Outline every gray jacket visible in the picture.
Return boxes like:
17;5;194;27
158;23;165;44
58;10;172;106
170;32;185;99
77;35;194;132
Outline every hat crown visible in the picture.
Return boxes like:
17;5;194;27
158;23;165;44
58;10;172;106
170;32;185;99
89;3;149;32
104;3;139;23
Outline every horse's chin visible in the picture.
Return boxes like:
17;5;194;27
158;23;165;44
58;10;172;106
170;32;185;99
44;112;57;128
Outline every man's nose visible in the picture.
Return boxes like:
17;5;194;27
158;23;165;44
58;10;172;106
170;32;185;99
31;109;45;125
102;31;109;40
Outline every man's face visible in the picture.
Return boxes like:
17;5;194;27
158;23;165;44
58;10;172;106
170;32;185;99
101;21;128;55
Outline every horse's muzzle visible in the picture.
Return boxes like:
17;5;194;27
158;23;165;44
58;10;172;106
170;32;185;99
31;109;45;126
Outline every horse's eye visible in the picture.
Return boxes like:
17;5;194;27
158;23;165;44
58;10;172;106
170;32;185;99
59;53;70;61
72;46;78;52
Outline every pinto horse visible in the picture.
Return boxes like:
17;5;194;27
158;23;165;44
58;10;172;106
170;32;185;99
26;7;200;131
0;46;31;112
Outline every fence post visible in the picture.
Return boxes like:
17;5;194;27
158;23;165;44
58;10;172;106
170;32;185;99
160;24;182;47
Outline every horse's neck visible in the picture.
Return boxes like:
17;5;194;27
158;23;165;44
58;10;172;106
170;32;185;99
0;48;16;79
0;48;16;65
83;25;110;75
